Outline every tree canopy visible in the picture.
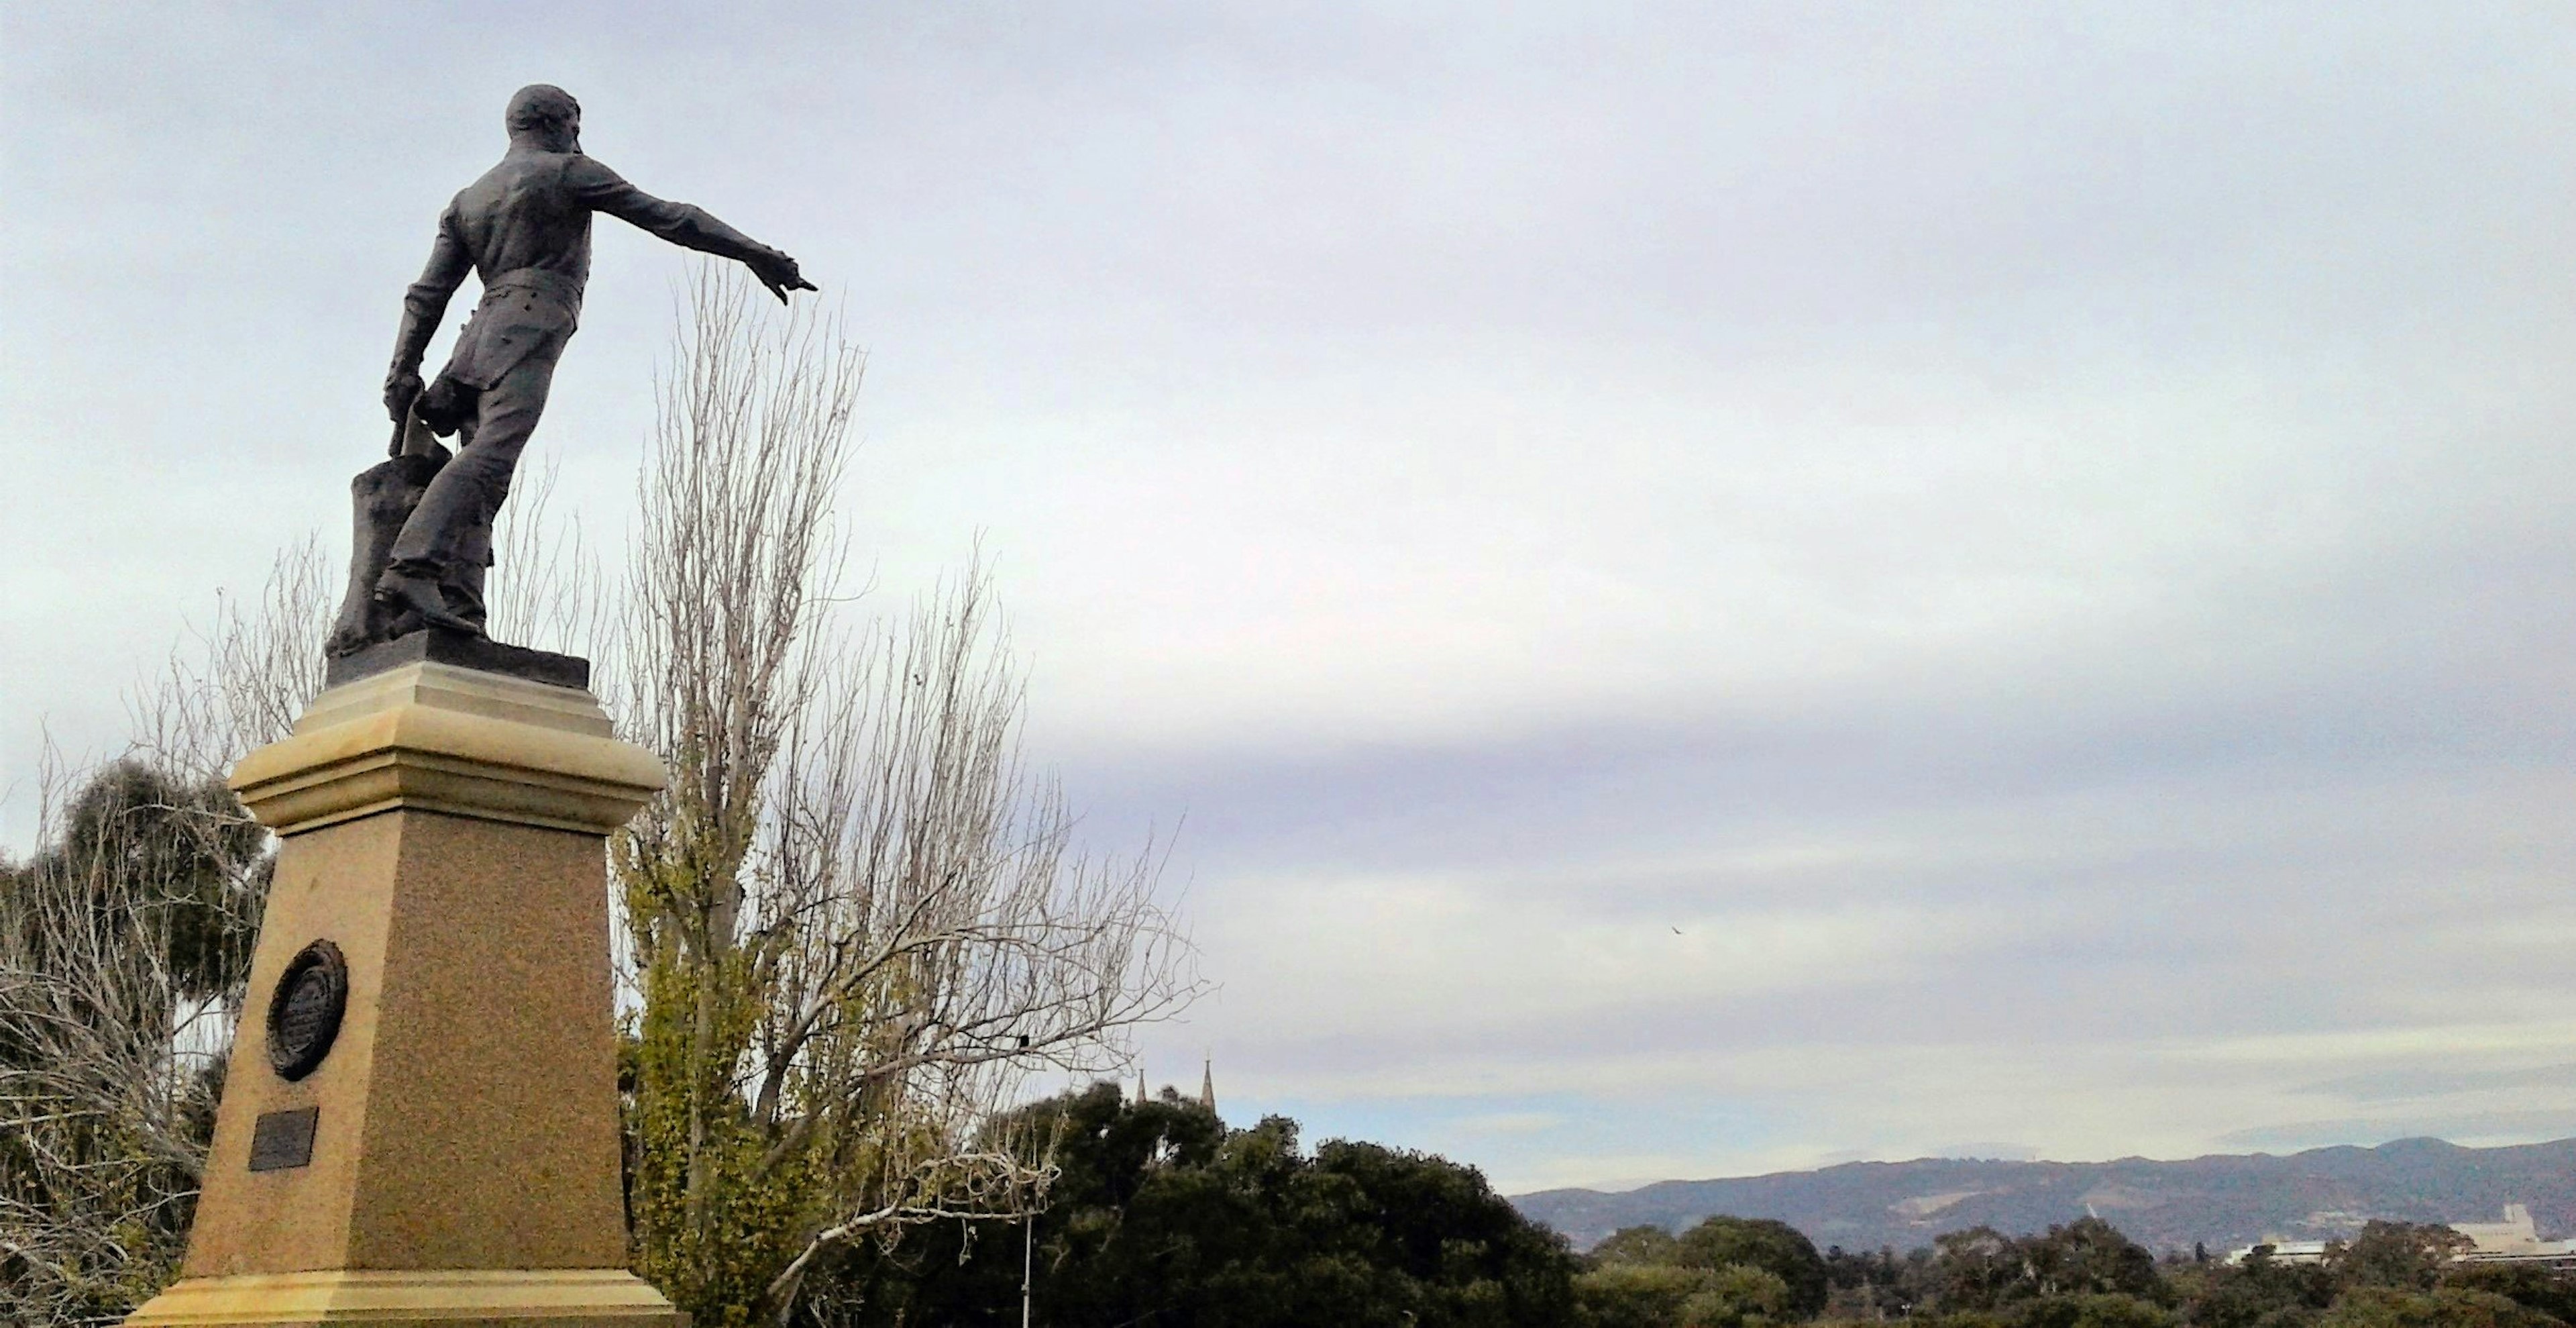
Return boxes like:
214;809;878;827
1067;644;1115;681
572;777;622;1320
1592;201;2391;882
1674;1215;1833;1317
814;1080;1580;1327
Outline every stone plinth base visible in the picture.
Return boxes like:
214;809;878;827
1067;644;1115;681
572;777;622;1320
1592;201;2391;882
124;660;682;1328
127;1269;680;1327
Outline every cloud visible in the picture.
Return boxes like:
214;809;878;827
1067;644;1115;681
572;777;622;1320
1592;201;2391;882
1130;722;2576;1185
2219;1113;2576;1154
1935;1145;2042;1164
2303;1064;2576;1104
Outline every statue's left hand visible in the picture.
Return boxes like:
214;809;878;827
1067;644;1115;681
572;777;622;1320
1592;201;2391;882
750;250;818;304
384;370;425;423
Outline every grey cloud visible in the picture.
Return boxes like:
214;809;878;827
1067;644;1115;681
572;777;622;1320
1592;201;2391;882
1934;1144;2041;1163
2302;1064;2576;1105
2220;1112;2576;1154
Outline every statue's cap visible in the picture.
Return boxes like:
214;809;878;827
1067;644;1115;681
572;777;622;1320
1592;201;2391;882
505;85;580;135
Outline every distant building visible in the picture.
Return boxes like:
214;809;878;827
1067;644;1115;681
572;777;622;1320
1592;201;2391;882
2223;1241;2332;1266
2225;1204;2576;1270
1128;1061;1219;1115
2453;1205;2576;1266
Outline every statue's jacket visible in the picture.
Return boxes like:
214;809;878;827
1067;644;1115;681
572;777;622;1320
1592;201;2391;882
392;146;775;391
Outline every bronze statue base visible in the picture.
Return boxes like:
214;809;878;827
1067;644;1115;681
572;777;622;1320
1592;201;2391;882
325;627;588;691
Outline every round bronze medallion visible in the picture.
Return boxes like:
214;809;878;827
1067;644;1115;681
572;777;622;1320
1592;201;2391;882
266;940;348;1082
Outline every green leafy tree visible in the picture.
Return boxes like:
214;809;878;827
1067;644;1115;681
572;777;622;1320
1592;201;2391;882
1674;1216;1831;1317
2330;1225;2476;1294
1679;1264;1796;1328
1822;1243;1940;1319
2010;1292;2182;1328
2439;1264;2576;1325
1580;1221;1805;1328
1595;1225;1686;1267
2314;1286;2566;1328
1579;1264;1727;1328
2019;1219;2170;1304
1937;1228;2031;1313
2173;1245;2341;1328
812;1081;1579;1327
1933;1220;2165;1313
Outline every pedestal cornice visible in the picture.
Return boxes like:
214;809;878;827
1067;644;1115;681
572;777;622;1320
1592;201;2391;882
229;662;667;837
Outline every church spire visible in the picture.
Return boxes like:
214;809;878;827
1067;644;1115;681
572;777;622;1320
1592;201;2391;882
1199;1058;1216;1113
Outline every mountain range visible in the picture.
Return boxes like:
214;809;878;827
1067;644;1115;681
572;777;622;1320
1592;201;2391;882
1510;1137;2576;1254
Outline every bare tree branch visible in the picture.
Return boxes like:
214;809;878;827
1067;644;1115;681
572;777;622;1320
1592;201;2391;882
1;543;327;1325
616;268;1199;1326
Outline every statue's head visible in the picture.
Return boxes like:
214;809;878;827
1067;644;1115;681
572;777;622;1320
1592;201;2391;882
504;85;582;152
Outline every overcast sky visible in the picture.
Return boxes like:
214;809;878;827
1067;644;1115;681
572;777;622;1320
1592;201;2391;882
5;2;2574;1196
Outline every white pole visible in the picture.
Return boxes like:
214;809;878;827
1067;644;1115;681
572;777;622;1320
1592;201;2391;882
1022;1210;1035;1328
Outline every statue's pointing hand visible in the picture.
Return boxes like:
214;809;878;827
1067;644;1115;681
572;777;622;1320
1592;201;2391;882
750;249;818;304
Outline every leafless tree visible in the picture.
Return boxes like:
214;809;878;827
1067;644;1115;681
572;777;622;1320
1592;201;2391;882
130;537;334;786
0;543;327;1325
488;455;614;668
616;270;1197;1325
745;570;1193;1315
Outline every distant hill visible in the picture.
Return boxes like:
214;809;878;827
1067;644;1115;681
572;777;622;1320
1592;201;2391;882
1511;1137;2576;1254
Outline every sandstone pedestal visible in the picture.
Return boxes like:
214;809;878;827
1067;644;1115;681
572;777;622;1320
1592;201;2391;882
125;656;685;1327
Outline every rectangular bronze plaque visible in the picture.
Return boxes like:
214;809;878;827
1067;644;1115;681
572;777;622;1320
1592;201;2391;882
248;1107;318;1172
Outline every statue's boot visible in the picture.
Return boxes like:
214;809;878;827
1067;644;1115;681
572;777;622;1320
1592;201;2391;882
446;530;492;633
444;565;490;634
375;571;486;637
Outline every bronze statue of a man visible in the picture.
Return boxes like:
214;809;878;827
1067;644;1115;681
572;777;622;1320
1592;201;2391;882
327;84;813;656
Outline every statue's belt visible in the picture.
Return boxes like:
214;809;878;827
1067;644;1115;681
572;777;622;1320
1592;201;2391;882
478;266;583;307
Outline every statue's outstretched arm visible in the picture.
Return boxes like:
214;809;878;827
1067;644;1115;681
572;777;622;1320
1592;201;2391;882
570;156;815;301
386;210;471;417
